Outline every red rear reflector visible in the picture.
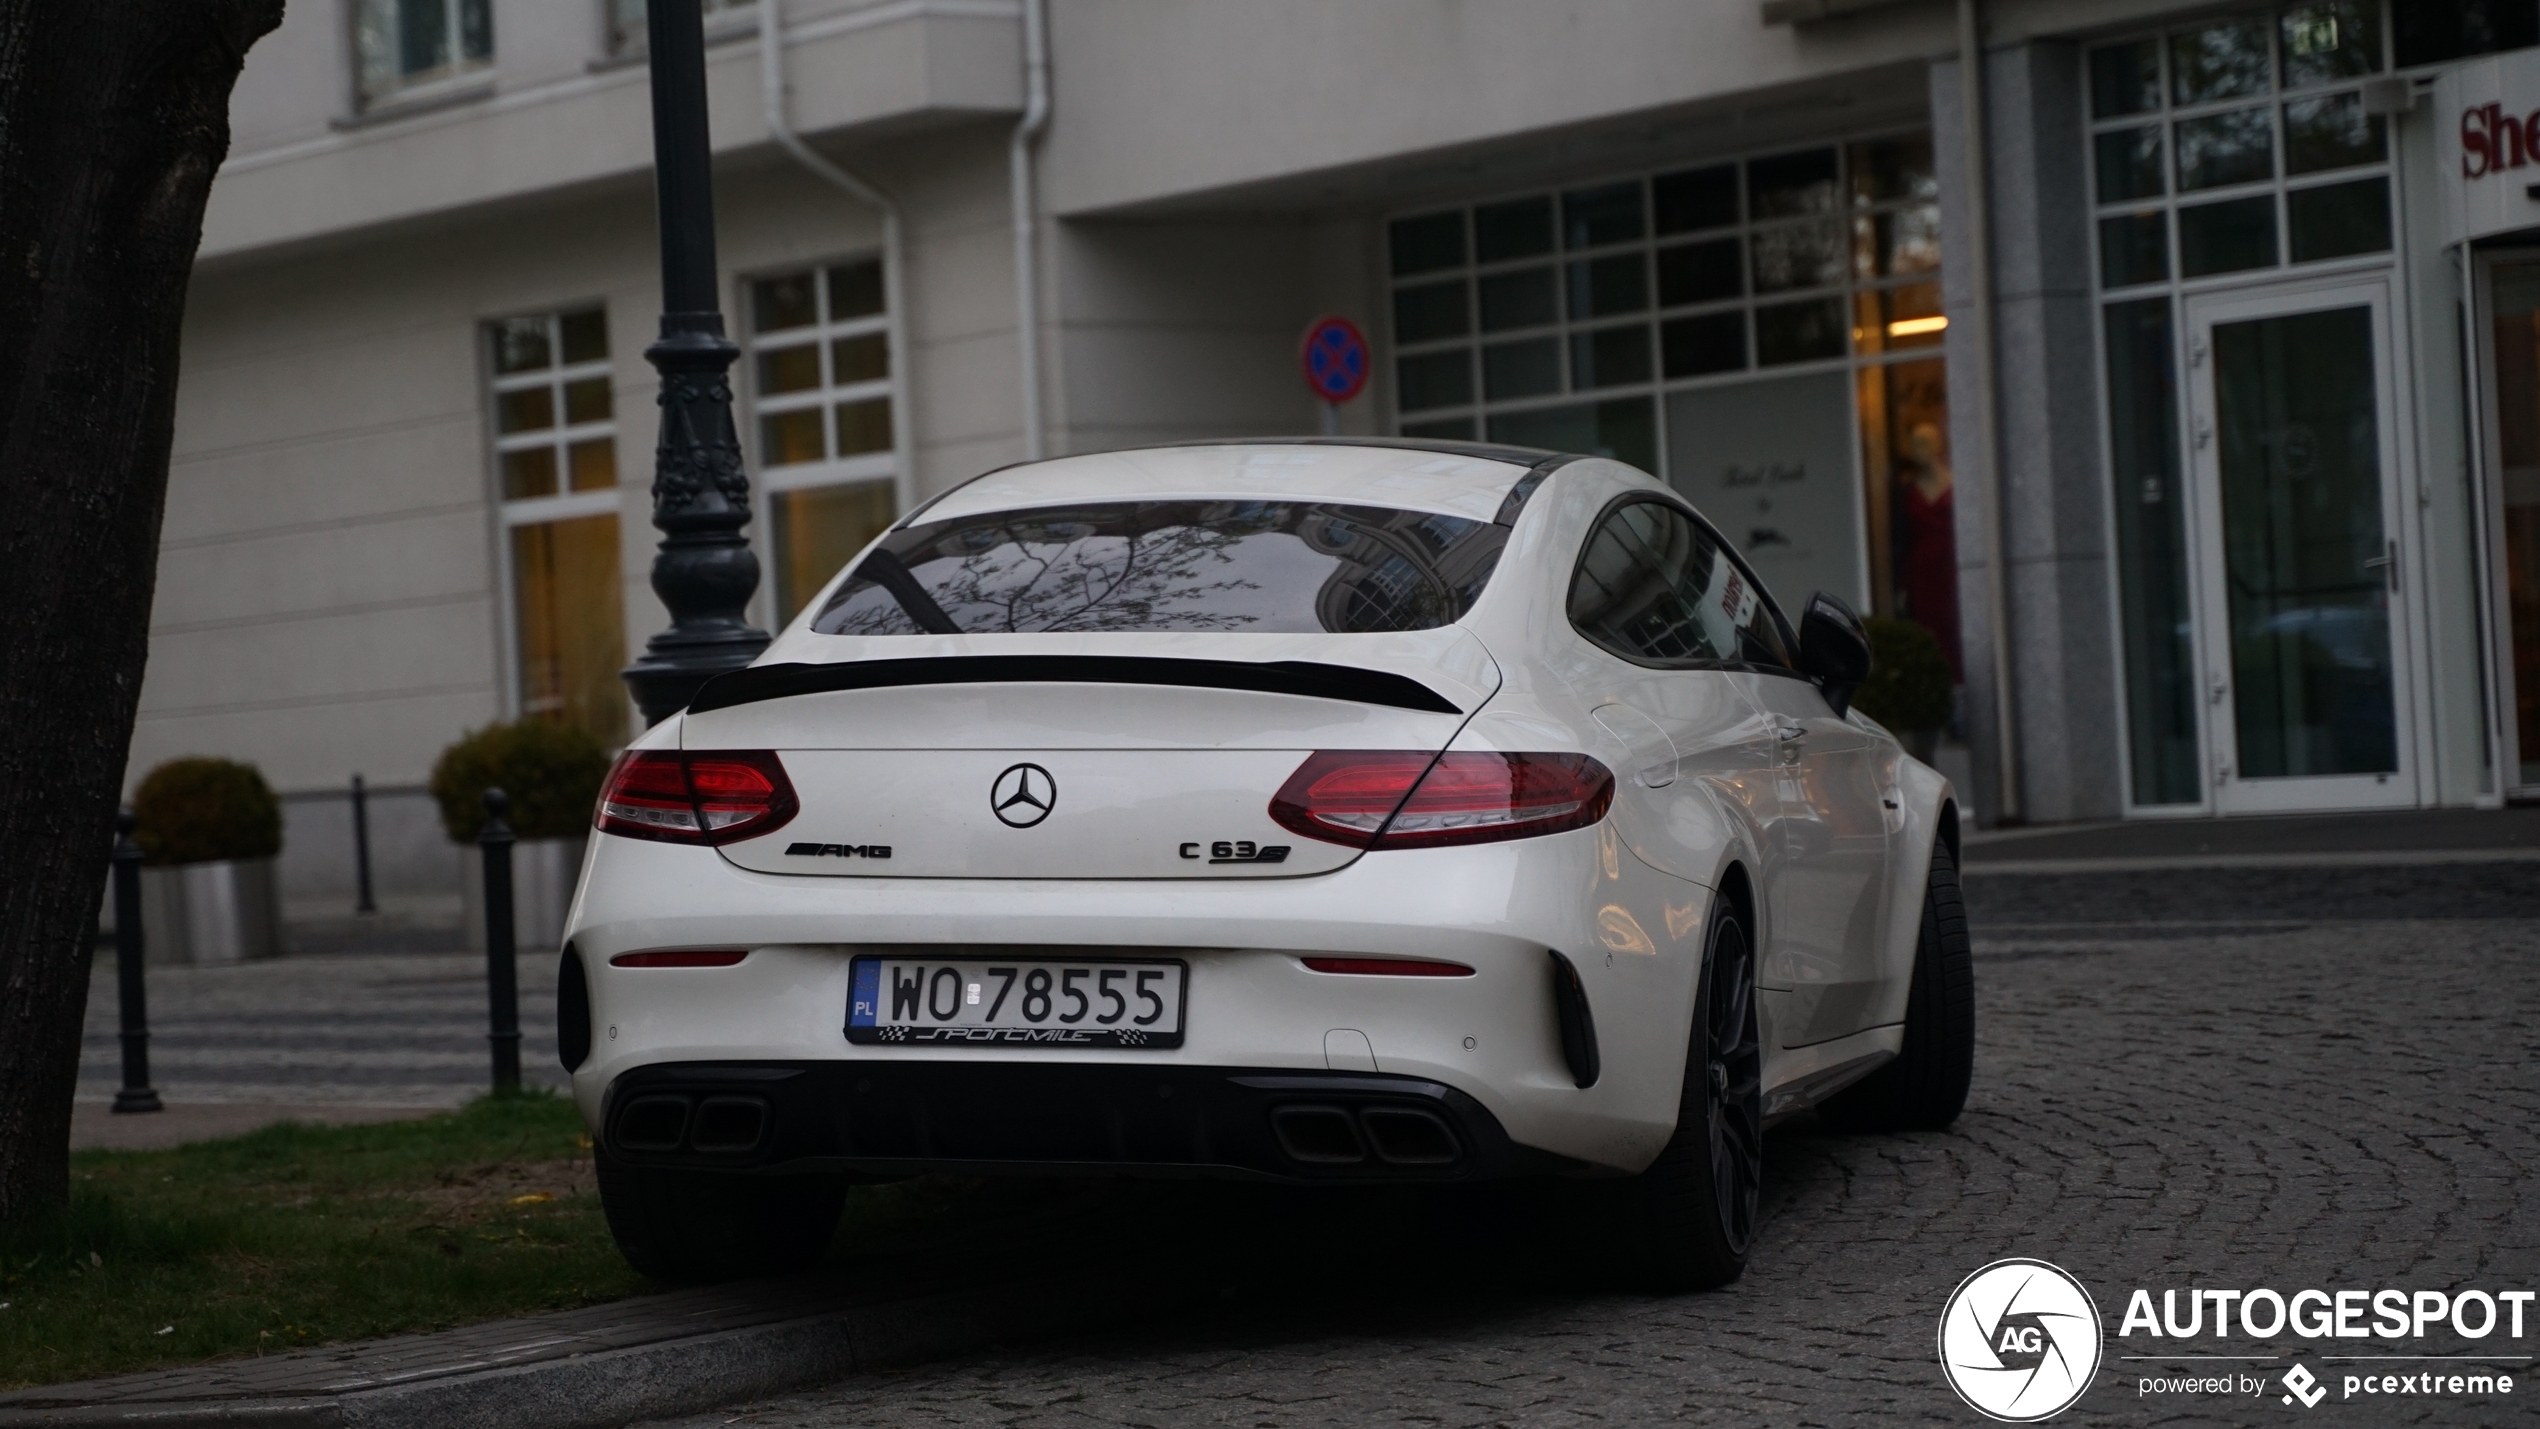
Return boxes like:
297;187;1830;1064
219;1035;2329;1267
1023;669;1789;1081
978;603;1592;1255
1270;751;1613;850
596;751;799;846
1301;957;1474;977
610;950;751;968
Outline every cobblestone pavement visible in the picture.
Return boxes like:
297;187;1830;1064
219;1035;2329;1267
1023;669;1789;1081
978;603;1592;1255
640;910;2539;1428
75;951;564;1107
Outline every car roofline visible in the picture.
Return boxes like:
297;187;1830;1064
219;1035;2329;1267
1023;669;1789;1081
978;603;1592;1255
895;437;1587;530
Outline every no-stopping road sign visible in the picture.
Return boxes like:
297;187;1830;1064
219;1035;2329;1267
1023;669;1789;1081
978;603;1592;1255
1300;316;1370;404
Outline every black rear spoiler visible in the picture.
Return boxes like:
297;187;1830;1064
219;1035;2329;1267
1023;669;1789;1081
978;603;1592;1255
687;655;1465;716
898;439;1582;529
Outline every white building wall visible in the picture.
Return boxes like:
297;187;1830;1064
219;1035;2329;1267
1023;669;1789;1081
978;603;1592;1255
203;1;1023;263
147;122;1029;909
149;0;2433;917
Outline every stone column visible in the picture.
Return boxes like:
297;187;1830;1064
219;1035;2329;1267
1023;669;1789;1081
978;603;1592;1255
1931;40;2125;825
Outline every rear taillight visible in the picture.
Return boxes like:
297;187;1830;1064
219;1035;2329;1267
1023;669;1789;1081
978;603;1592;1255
596;751;798;846
1270;751;1614;850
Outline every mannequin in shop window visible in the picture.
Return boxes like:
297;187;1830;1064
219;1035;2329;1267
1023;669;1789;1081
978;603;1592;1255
1896;420;1962;681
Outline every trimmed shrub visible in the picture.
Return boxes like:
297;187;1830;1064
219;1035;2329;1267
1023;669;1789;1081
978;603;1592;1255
1853;616;1954;734
133;758;282;866
430;721;613;842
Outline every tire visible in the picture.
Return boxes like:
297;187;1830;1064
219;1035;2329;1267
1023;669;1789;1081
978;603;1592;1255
1819;838;1974;1132
593;1151;847;1282
1611;904;1764;1292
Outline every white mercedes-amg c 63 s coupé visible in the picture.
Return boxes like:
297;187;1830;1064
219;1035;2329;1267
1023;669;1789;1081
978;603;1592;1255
561;437;1972;1289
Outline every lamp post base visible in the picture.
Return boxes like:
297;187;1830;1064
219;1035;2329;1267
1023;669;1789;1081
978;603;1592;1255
623;618;768;727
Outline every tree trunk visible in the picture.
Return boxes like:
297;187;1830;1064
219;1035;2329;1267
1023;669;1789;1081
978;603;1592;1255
0;0;283;1223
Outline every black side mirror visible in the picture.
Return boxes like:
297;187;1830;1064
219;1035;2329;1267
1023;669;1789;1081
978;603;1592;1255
1797;591;1871;717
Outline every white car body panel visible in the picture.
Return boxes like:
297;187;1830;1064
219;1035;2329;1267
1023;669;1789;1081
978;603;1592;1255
722;747;1356;879
568;822;1714;1171
565;442;1958;1179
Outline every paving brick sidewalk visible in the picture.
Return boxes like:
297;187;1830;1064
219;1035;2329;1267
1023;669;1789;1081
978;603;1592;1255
634;914;2539;1428
22;888;2535;1427
75;952;564;1114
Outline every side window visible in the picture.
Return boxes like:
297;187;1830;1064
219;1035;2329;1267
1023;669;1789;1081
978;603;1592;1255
1696;513;1796;669
1568;499;1792;668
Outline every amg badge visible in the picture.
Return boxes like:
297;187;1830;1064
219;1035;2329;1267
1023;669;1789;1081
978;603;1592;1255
785;842;893;859
1179;840;1291;865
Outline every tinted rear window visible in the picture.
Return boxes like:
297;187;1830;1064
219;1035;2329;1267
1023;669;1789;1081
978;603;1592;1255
810;500;1508;636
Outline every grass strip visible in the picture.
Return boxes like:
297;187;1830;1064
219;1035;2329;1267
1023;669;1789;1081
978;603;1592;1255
0;1092;643;1391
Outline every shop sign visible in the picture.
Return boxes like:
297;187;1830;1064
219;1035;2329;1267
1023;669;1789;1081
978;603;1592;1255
2438;52;2540;245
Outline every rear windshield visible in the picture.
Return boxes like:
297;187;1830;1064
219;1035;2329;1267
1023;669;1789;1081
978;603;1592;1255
810;500;1507;636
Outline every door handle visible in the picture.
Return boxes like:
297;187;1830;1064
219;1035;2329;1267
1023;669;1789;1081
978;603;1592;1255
2362;540;2397;592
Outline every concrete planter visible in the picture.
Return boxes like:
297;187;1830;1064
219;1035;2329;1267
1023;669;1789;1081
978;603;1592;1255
464;835;587;954
139;857;282;965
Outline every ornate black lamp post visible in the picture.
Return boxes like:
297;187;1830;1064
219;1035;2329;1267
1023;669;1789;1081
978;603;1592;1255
622;0;769;726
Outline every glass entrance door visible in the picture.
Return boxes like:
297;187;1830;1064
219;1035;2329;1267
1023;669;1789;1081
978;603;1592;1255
2185;281;2416;813
2478;254;2540;795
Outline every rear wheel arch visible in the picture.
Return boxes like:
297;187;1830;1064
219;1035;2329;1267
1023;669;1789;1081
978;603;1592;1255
1694;861;1759;1074
1712;861;1757;952
1602;880;1764;1290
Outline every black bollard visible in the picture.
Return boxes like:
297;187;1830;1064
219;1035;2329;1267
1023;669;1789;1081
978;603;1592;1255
480;787;521;1093
110;809;162;1114
351;773;377;916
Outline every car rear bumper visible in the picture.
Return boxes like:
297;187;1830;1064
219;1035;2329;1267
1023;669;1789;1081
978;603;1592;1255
600;1058;1587;1184
564;824;1719;1175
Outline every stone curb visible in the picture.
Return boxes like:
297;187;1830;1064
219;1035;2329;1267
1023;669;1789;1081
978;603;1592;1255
0;1275;1128;1429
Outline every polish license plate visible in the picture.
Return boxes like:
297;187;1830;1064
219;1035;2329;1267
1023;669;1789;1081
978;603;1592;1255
845;957;1186;1048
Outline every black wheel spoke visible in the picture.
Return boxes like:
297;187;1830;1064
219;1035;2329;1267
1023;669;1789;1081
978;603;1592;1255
1695;916;1765;1256
1722;1103;1762;1164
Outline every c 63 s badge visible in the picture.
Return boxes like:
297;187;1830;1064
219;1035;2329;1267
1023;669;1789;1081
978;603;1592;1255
1180;840;1290;865
786;842;892;859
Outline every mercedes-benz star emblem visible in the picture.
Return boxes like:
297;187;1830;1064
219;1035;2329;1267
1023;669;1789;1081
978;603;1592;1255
990;762;1056;828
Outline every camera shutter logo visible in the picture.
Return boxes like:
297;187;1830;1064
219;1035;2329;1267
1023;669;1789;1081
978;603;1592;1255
990;763;1056;828
1937;1259;2103;1422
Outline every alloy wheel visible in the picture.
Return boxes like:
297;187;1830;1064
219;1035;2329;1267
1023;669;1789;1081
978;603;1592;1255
1705;919;1764;1253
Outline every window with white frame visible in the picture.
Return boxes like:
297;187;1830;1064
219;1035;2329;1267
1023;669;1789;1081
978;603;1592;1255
1386;137;1960;677
2085;3;2394;808
747;258;899;623
1387;141;1945;469
488;306;628;745
608;0;755;53
2088;2;2392;295
353;0;492;105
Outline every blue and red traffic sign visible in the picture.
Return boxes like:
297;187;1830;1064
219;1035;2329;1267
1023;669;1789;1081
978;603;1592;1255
1300;316;1370;404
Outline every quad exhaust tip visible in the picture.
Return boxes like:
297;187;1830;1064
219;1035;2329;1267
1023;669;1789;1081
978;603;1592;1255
614;1093;770;1155
1269;1103;1461;1167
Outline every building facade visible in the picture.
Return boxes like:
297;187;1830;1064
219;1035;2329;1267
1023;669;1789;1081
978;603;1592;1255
147;0;2540;911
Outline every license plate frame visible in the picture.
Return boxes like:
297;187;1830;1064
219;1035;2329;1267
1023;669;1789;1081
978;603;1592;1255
844;955;1188;1049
